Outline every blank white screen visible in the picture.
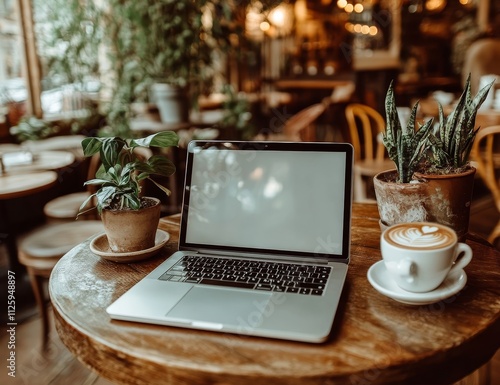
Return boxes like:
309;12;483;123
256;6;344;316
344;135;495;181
185;148;347;255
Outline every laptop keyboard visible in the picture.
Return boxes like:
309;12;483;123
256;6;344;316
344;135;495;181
158;255;331;295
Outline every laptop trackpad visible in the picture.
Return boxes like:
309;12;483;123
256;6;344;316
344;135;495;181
166;286;273;327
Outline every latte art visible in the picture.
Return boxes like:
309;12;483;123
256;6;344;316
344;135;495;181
385;224;455;249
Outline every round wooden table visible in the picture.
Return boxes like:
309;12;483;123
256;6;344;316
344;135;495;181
0;171;58;200
3;150;75;173
50;204;500;385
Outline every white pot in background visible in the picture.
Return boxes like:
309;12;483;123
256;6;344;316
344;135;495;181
150;83;189;124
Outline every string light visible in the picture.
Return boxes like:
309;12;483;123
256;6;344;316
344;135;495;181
354;4;364;13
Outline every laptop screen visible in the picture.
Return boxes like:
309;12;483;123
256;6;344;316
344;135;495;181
179;141;353;260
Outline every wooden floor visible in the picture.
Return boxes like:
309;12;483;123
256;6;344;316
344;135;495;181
1;192;499;385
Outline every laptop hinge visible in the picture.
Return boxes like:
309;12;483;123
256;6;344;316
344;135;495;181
180;248;332;265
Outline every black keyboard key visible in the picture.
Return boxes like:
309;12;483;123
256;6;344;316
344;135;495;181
185;277;201;283
256;284;273;291
311;289;323;295
287;287;299;293
296;282;325;290
199;278;255;290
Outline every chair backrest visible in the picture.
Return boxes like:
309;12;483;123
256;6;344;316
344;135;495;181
462;38;500;95
282;102;327;141
471;125;500;212
345;103;386;162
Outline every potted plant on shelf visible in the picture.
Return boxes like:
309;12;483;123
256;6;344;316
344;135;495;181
77;131;179;253
373;75;494;241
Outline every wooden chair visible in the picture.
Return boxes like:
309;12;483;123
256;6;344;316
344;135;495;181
18;220;104;347
462;38;500;95
282;102;328;142
471;125;500;245
345;103;395;202
43;153;100;221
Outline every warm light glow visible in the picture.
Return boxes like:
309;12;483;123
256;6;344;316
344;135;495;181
426;0;446;12
345;4;354;12
459;0;468;4
269;6;286;28
260;21;270;32
324;65;335;75
346;22;379;36
295;0;307;22
307;64;318;76
245;4;265;41
201;7;213;32
266;4;294;36
354;4;364;13
337;0;348;8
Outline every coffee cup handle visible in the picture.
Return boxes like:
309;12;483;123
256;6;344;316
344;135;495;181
397;259;416;283
449;243;473;276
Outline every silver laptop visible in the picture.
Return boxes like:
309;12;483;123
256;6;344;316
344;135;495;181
107;140;353;343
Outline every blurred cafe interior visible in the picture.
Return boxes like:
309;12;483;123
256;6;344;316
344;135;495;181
0;0;500;382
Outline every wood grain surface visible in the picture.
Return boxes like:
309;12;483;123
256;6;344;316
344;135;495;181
49;204;500;385
0;171;57;200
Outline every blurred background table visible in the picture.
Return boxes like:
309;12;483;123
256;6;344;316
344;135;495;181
0;170;58;268
2;150;75;173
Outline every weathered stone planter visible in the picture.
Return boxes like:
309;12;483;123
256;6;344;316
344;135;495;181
373;168;476;241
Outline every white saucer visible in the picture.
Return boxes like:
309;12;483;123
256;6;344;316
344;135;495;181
90;229;169;263
367;261;467;305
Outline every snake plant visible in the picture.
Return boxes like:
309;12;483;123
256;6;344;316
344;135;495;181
383;81;434;183
78;131;179;216
383;75;494;183
427;74;494;172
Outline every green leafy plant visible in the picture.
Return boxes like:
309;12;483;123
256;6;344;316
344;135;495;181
382;75;494;183
219;84;255;140
78;131;179;216
34;0;280;137
9;116;59;142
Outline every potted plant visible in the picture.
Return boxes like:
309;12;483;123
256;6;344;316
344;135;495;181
106;0;248;126
77;131;179;252
9;116;59;143
373;75;494;241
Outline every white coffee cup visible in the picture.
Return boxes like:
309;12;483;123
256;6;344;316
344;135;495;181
380;222;472;293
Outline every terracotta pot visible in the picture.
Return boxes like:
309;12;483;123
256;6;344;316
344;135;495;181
373;168;476;241
101;197;161;253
